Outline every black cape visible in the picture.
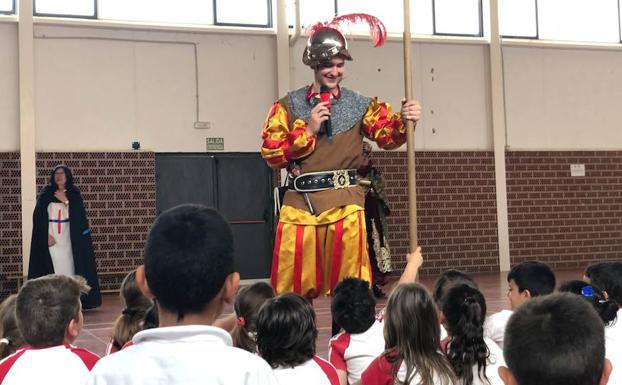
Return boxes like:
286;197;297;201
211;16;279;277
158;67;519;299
28;185;102;309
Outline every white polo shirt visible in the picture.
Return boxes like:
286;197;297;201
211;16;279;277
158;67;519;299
605;309;622;385
87;325;278;385
446;337;505;385
273;356;339;385
0;344;99;385
483;309;513;348
328;319;385;385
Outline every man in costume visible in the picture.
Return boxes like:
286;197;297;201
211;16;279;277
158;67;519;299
261;14;421;299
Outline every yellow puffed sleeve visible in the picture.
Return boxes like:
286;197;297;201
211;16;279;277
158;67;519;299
261;102;316;168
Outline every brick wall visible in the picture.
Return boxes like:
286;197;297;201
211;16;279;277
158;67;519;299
4;150;620;298
371;151;500;276
0;152;156;299
506;151;622;269
0;153;22;298
35;152;156;292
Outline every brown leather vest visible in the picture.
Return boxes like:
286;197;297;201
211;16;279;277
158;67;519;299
280;96;365;215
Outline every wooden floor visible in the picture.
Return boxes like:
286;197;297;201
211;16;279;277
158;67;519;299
77;268;583;358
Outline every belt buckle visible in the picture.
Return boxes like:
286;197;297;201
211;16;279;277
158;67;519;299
332;170;350;189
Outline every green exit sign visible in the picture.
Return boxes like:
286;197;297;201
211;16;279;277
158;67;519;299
206;137;224;151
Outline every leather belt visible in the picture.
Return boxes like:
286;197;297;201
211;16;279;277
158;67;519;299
293;169;359;193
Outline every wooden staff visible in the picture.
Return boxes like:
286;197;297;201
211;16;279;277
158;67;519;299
403;0;418;250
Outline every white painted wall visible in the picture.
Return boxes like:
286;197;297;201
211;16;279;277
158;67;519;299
503;45;622;150
416;43;492;150
33;25;276;152
0;22;621;152
0;23;19;151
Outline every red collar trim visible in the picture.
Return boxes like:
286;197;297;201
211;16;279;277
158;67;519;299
305;85;342;101
21;344;68;351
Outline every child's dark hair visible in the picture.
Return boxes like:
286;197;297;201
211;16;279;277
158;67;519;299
331;277;376;334
507;261;555;297
256;293;317;368
504;293;606;385
433;269;478;305
144;204;234;320
441;284;490;385
384;283;455;385
559;280;618;326
584;261;622;305
111;270;153;351
16;275;90;347
49;164;75;190
142;301;159;330
0;295;25;359
232;282;275;353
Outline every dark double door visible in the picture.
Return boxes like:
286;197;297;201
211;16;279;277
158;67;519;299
155;153;274;280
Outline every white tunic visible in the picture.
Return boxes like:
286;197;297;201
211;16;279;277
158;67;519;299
47;202;75;276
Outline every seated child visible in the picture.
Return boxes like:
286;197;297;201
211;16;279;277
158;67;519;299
433;270;478;308
88;204;278;385
329;278;383;385
559;280;618;326
499;293;612;385
442;284;505;385
0;275;98;385
0;296;24;360
329;247;424;385
583;261;622;307
433;269;478;343
106;270;154;354
257;293;339;385
232;282;275;353
484;261;555;347
356;283;456;385
582;262;622;385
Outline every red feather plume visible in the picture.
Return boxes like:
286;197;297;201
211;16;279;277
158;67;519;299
305;21;328;36
305;13;387;48
329;13;387;47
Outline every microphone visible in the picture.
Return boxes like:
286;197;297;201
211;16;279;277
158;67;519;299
319;85;332;139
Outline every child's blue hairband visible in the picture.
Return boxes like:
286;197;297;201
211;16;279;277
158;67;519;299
581;285;595;298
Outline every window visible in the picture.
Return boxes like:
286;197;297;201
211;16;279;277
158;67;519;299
214;0;271;27
286;0;336;29
33;0;272;27
0;0;14;14
34;0;96;18
411;0;435;35
498;0;537;38
433;0;482;36
99;0;212;25
537;0;620;43
499;0;622;43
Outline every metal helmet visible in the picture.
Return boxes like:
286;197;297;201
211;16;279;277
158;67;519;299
302;26;352;68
